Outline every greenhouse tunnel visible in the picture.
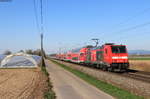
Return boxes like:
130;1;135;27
0;53;41;68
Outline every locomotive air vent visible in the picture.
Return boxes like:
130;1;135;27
85;45;94;48
105;43;115;45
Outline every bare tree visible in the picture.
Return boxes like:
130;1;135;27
33;49;42;56
25;49;46;57
3;50;12;55
25;49;33;55
19;50;24;53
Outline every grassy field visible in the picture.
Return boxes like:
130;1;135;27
129;60;150;72
129;55;150;60
51;59;144;99
129;56;150;72
129;57;150;60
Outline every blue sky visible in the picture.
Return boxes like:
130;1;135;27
0;0;150;54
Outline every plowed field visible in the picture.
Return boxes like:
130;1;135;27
0;68;47;99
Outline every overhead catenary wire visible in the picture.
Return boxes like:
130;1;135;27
33;0;40;33
106;7;150;39
33;0;44;35
115;7;150;27
40;0;44;34
104;21;150;43
93;8;150;44
114;21;150;34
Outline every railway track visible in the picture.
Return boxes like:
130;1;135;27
93;67;150;83
122;71;150;83
55;60;150;83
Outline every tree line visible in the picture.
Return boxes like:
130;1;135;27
3;49;46;57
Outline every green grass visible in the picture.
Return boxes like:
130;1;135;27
129;57;150;60
41;66;49;76
51;59;144;99
41;66;56;99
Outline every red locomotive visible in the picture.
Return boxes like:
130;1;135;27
56;43;129;72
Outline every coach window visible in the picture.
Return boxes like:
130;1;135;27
80;53;84;56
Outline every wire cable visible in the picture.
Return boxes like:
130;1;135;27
40;0;44;34
107;7;150;38
33;0;40;33
114;21;150;34
116;7;150;27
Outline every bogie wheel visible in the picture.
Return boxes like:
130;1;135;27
99;65;103;69
102;65;107;71
108;67;113;72
96;64;99;69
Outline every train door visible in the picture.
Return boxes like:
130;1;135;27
86;49;91;62
104;48;108;62
96;51;103;62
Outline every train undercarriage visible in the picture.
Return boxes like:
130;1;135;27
79;61;129;72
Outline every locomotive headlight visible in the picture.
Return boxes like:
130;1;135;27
122;56;128;59
112;57;118;59
112;56;128;59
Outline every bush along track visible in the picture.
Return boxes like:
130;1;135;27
51;59;144;99
41;66;56;99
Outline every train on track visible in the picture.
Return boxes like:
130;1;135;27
55;43;129;72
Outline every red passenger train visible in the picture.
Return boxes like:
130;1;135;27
56;43;129;72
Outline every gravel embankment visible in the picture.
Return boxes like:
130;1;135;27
55;60;150;98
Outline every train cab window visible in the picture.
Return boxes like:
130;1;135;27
111;46;126;53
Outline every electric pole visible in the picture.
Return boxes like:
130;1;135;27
33;0;45;67
40;0;45;67
41;33;45;67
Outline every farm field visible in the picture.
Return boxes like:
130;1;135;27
0;68;48;99
129;60;150;72
129;57;150;60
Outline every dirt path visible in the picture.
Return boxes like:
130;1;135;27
46;60;114;99
0;68;47;99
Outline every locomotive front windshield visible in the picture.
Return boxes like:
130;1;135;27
111;46;126;53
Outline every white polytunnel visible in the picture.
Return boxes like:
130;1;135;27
0;55;6;63
0;53;42;68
